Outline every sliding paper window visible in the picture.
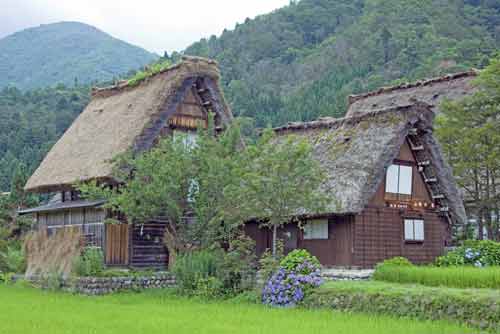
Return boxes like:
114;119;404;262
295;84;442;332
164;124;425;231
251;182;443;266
386;164;412;195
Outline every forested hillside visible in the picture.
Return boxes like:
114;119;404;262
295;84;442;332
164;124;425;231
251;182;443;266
0;85;90;191
185;0;500;126
0;22;157;90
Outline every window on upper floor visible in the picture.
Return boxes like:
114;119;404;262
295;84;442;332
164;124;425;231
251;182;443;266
404;219;424;242
173;130;198;149
386;164;413;196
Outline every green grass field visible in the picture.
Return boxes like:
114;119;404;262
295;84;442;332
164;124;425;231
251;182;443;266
0;285;473;334
373;264;500;289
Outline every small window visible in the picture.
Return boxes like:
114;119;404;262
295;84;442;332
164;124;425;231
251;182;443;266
173;130;197;149
303;219;329;240
386;164;412;195
404;219;424;242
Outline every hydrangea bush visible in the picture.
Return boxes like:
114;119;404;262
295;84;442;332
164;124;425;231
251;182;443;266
262;250;323;307
436;240;500;267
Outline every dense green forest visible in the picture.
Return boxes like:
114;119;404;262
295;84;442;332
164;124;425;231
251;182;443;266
0;22;157;90
185;0;500;126
0;85;90;191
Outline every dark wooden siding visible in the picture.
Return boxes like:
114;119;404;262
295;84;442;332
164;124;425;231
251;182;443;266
244;216;354;267
298;216;354;266
353;208;448;267
130;223;168;269
352;138;449;267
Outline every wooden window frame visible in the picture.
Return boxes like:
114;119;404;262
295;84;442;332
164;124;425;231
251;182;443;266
385;161;414;201
403;218;425;243
303;219;329;240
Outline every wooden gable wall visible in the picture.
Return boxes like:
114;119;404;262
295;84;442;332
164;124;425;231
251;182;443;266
352;137;450;267
168;87;208;130
369;139;433;206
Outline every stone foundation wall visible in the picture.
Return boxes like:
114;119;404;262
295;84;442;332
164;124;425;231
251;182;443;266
17;273;176;295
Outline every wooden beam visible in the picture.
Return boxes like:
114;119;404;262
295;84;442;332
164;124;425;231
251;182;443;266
418;160;430;166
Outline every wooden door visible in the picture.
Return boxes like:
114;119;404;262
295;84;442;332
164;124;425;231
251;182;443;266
105;224;129;265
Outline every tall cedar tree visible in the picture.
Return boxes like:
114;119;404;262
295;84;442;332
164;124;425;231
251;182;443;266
436;56;500;241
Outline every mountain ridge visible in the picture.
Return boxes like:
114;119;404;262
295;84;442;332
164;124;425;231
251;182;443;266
0;21;158;90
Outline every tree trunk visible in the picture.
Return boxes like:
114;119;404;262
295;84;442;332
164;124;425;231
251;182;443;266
272;225;278;258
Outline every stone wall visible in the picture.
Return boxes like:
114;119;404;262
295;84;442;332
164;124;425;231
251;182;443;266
17;272;176;295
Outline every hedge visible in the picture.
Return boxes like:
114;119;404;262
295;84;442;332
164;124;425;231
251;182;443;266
373;264;500;289
302;281;500;332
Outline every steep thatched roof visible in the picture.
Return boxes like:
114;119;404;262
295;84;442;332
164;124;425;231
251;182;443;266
25;56;232;193
274;102;466;225
346;70;478;117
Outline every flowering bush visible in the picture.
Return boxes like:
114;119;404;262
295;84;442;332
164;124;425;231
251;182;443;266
436;240;500;267
262;250;323;307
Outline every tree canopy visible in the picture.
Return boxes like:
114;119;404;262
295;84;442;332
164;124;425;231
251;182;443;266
436;55;500;241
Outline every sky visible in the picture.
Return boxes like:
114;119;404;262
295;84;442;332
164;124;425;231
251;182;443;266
0;0;290;54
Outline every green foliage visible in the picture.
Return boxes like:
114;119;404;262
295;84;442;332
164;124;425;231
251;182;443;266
45;271;64;291
172;250;220;295
0;22;156;90
185;0;500;127
0;285;474;334
72;247;104;277
373;264;500;289
127;59;172;87
258;240;284;282
217;235;257;294
436;56;500;240
80;123;245;261
0;85;90;191
223;129;331;255
305;281;499;331
280;249;321;274
173;237;257;298
376;256;414;268
436;240;500;267
0;245;25;274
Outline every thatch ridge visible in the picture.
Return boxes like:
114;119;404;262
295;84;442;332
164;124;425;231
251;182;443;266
348;70;478;105
346;70;478;118
90;56;220;99
274;102;466;225
25;56;231;193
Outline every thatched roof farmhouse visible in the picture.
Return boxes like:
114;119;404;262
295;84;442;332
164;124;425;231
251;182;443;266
274;102;466;224
25;56;232;193
21;59;473;268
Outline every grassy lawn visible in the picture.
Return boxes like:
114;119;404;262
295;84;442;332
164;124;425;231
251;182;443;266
0;285;473;334
320;280;500;298
373;264;500;289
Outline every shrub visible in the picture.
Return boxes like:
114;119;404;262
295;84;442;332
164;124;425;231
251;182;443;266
45;270;64;291
436;240;500;267
173;250;220;295
174;237;257;298
258;239;284;281
262;249;323;307
72;247;104;277
218;235;257;295
373;264;500;289
304;281;500;331
280;249;321;273
0;245;26;273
